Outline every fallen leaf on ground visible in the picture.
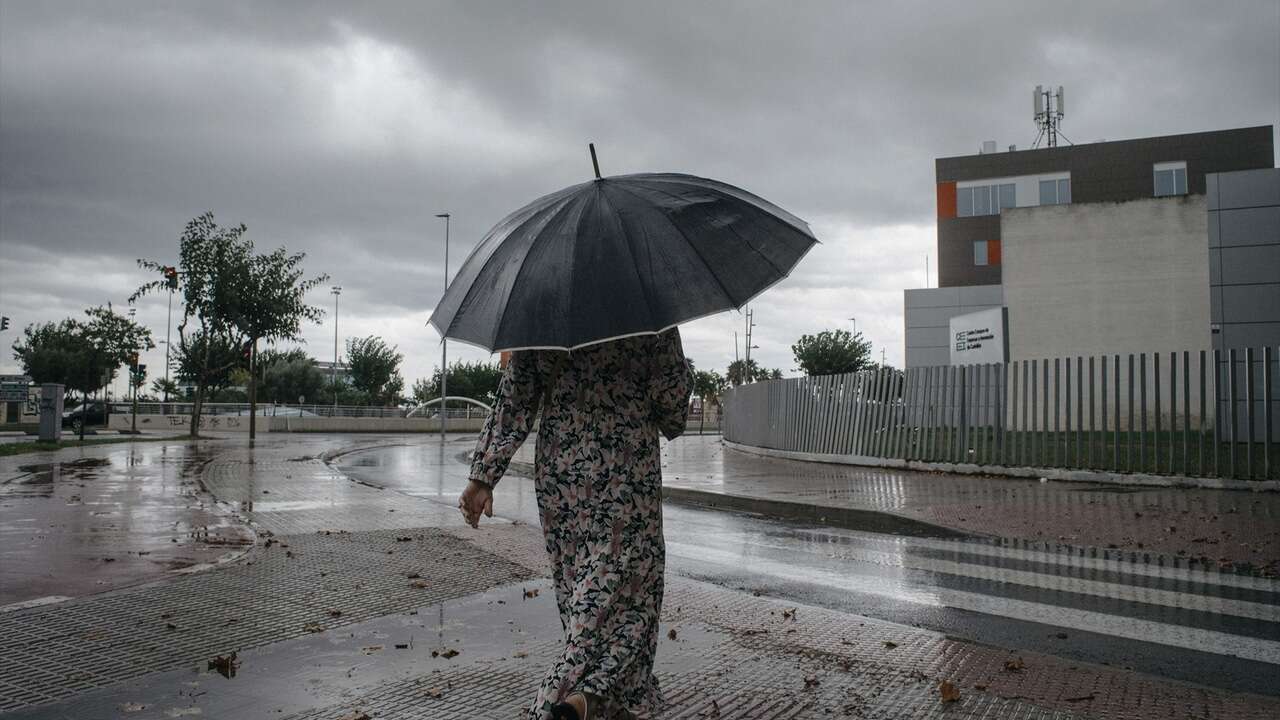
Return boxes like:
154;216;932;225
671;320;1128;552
328;609;342;618
523;587;540;599
395;536;412;542
406;572;421;579
360;645;384;655
411;580;429;589
1064;693;1096;702
667;628;678;640
973;683;988;690
804;674;820;689
1003;657;1026;673
939;680;961;703
394;643;410;649
439;648;459;658
781;607;797;620
882;641;898;649
423;688;444;698
207;652;239;679
513;651;528;658
303;623;324;633
336;713;371;720
118;702;146;712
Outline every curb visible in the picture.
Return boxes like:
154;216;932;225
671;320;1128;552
507;459;974;539
722;440;1280;492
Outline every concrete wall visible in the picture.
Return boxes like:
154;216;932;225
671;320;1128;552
903;284;1003;368
1208;168;1280;442
1003;195;1210;360
1002;196;1211;428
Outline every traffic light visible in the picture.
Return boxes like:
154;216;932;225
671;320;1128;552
0;316;8;331
164;266;178;290
129;352;139;368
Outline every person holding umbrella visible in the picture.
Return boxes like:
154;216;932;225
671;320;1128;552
443;147;817;719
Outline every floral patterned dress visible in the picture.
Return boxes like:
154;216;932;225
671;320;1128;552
469;328;692;719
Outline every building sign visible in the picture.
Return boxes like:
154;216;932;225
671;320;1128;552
0;375;31;403
949;308;1007;365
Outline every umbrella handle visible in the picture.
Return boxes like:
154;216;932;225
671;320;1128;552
589;143;602;180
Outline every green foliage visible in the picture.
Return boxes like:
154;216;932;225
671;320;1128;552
173;329;244;399
150;377;180;399
345;336;404;406
415;360;504;407
726;359;782;386
133;213;252;435
257;348;325;404
791;329;872;377
12;320;82;387
692;369;726;403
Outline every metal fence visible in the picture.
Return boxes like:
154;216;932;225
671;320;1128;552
722;346;1279;481
120;402;479;419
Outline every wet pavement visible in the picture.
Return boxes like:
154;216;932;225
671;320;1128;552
0;441;253;606
652;436;1280;574
1;432;1277;718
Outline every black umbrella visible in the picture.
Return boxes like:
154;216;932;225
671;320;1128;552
430;148;818;352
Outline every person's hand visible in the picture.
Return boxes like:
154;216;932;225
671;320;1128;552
458;480;494;529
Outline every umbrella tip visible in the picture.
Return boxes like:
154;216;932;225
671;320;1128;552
589;143;601;180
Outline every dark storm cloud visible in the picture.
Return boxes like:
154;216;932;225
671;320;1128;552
2;0;1277;383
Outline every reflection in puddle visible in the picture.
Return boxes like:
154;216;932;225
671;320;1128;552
3;458;113;497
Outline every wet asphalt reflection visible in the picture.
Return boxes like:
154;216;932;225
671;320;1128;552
338;441;1280;696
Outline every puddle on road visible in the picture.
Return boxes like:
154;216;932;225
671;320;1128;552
3;458;112;497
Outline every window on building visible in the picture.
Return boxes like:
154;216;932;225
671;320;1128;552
957;183;1016;217
973;240;989;266
998;183;1016;211
1039;178;1071;205
957;186;973;216
1154;162;1187;196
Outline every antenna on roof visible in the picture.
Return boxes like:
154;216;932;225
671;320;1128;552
1032;85;1070;148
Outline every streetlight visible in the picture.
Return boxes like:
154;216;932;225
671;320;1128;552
435;212;450;440
330;286;342;413
849;317;857;336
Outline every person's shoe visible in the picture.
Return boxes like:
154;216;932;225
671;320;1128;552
549;692;589;720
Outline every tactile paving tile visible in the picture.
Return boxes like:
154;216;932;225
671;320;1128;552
0;528;536;711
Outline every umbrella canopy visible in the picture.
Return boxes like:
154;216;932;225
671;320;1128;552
429;172;817;352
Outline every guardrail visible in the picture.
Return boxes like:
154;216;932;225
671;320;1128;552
121;402;482;419
722;346;1278;480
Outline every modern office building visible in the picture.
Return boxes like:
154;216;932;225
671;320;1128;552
904;125;1275;369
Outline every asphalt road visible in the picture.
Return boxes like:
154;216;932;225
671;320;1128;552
337;440;1280;697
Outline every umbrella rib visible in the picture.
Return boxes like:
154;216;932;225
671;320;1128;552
638;178;792;278
491;192;587;348
598;183;658;328
432;183;583;339
608;181;740;308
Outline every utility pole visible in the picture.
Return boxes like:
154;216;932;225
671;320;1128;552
331;286;342;413
436;213;451;440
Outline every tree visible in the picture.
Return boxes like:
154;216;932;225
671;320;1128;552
15;306;153;439
691;369;726;433
226;247;328;438
416;360;504;408
726;359;781;386
346;336;404;406
258;348;325;405
172;329;245;407
791;329;872;377
151;377;180;401
134;213;251;437
12;320;82;399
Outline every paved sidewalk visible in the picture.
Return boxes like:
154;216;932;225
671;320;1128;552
514;435;1279;575
3;434;1278;719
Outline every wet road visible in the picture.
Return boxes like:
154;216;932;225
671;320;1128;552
0;442;253;605
338;440;1280;696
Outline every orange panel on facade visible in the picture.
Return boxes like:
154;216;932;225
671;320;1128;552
936;182;957;219
989;239;1001;265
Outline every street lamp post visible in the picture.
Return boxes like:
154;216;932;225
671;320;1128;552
331;286;342;413
435;213;450;440
849;316;857;336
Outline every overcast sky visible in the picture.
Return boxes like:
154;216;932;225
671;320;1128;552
2;1;1277;397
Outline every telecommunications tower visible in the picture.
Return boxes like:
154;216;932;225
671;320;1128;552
1032;85;1070;148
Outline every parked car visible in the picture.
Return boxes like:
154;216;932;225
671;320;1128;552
62;402;105;431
